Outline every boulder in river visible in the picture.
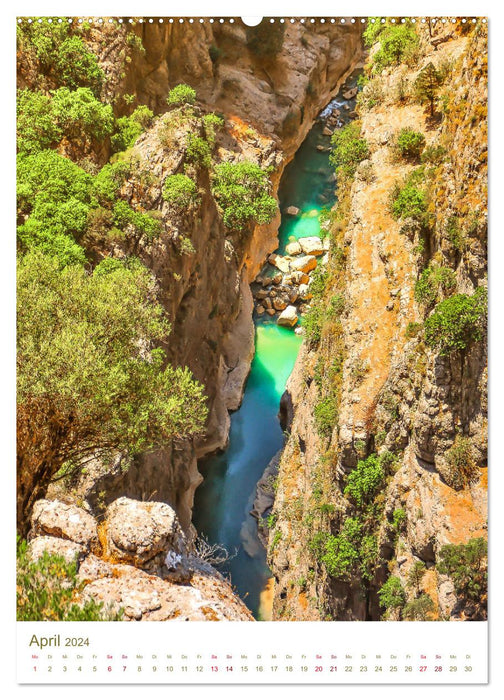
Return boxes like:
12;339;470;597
273;297;287;311
343;87;358;100
256;304;265;315
298;283;312;300
277;305;299;327
286;241;302;256
268;254;291;274
290;255;317;273
285;206;300;217
298;236;324;256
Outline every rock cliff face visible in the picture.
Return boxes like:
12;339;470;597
46;20;363;533
28;498;253;620
268;21;487;621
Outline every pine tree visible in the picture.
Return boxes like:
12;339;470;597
415;62;443;117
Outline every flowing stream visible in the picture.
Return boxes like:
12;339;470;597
193;72;359;619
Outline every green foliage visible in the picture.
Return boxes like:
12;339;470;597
390;180;427;221
403;594;436;621
166;83;197;107
212;161;277;231
378;576;407;613
54;36;104;95
203;113;225;147
407;561;426;592
314;393;339;439
424;287;487;355
185;134;212;168
17;21;104;94
91;161;131;205
368;23;419;73
17;87;114;154
17;538;122;621
414;265;456;307
445;435;479;490
405;321;422;339
17;150;92;265
415;62;443;117
344;453;386;509
163;174;199;208
17;89;62;155
392;508;406;532
437;538;487;601
363;18;386;47
396;127;426;160
111;105;154;152
112;200;162;241
245;23;286;57
445;215;465;251
17;252;207;526
51;87;114;141
421;144;447;164
209;44;222;63
329;122;369;177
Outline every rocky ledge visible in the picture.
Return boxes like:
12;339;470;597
28;498;253;621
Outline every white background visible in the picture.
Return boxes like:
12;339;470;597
2;1;502;697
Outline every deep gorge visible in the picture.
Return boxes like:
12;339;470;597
17;17;487;623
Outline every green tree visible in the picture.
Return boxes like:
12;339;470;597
17;252;207;534
16;89;62;155
378;576;407;616
424;287;487;355
212;161;277;231
366;23;419;73
403;594;436;620
17;538;123;621
51;87;114;141
415;62;443;117
163;174;199;208
166;83;197;107
17;150;92;265
53;36;104;95
185;134;212;168
437;538;487;602
330;122;369;177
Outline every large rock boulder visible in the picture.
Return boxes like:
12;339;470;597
31;500;98;551
285;206;300;217
286;241;302;256
102;497;186;573
298;236;324;256
28;535;87;564
277;305;299;327
290;255;317;273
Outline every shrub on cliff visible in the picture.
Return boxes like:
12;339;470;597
395;127;426;160
16;538;123;621
163;174;199;208
414;265;456;307
424;287;487;355
17;252;207;534
344;453;386;508
415;62;443;118
51;87;114;142
390;181;427;221
437;538;487;602
185;134;212;168
378;576;407;616
111;105;154;152
211;161;277;231
17;21;104;95
365;22;419;74
445;435;480;490
403;594;436;621
17;89;62;154
329;122;369;177
166;83;196;107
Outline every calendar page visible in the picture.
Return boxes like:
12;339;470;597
14;3;489;688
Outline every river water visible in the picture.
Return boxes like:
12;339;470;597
193;73;359;619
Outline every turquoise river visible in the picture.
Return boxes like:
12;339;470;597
193;74;359;619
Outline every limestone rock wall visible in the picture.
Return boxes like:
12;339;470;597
268;22;487;621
